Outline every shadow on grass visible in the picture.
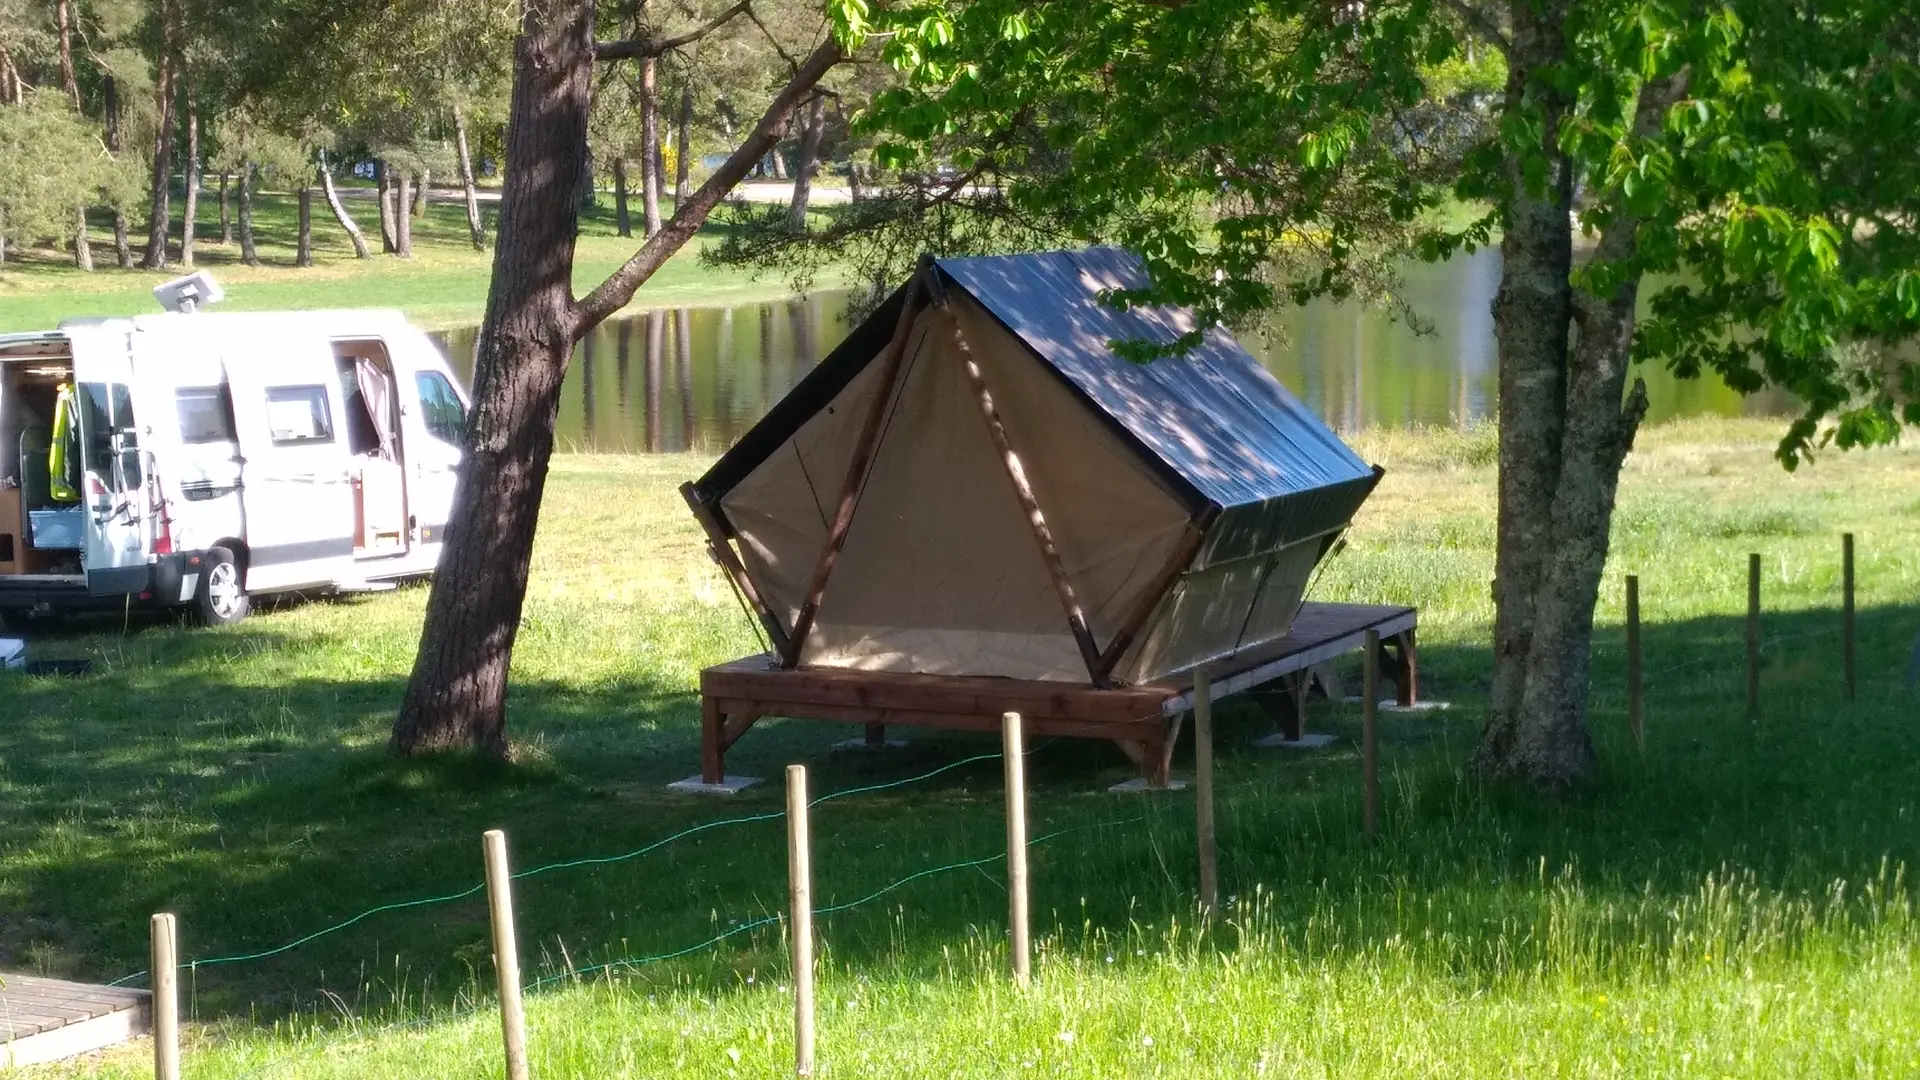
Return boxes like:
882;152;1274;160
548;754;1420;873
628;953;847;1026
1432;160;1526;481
0;599;1915;1026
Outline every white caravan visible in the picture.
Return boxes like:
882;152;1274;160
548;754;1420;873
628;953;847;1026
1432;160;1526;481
0;277;469;627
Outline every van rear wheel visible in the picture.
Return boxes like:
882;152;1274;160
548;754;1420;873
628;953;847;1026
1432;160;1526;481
196;548;250;626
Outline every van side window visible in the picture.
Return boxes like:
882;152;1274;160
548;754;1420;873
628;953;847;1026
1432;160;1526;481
415;372;467;447
264;385;335;445
176;386;237;444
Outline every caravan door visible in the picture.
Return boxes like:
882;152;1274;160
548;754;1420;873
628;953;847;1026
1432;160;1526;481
223;331;356;591
67;326;150;596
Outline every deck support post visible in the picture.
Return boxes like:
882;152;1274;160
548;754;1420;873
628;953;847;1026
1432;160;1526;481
785;279;927;667
1194;670;1218;914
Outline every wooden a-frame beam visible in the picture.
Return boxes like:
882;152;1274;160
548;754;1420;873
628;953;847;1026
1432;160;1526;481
941;305;1107;686
782;277;928;667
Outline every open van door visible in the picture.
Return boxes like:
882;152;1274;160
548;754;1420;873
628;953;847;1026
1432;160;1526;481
66;325;151;597
222;331;357;591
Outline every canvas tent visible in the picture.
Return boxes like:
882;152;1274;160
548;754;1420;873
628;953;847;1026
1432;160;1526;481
684;248;1382;688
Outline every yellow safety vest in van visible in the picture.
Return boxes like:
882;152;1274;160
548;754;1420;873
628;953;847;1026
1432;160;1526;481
48;383;80;503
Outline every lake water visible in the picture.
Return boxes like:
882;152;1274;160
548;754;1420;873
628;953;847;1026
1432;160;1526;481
434;250;1790;455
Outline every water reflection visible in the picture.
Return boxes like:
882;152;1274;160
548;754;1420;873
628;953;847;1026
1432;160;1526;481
432;251;1790;455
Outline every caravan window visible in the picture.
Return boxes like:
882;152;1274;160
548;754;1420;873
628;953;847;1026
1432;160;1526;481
415;372;467;447
176;386;237;443
264;385;335;445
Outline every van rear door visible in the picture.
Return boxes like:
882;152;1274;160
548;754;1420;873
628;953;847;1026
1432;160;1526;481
66;325;151;596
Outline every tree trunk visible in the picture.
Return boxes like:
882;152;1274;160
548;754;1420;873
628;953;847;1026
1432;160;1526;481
295;184;314;267
674;70;693;206
394;8;844;758
317;154;372;259
141;8;177;271
848;162;863;202
396;171;413;258
376;160;398;253
56;0;80;110
239;163;259;265
73;206;92;271
787;93;826;232
218;172;232;244
412;169;429;216
393;0;600;759
612;156;632;237
769;121;788;179
104;76;133;269
640;55;662;236
454;105;487;250
180;85;199;268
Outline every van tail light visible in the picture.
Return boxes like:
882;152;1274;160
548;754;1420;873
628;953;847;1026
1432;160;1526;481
149;470;175;556
87;475;108;498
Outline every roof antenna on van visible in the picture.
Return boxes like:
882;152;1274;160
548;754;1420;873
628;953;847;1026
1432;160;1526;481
153;271;226;314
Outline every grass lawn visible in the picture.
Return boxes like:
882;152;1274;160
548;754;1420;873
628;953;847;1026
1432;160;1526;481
1;418;1917;1077
0;192;835;334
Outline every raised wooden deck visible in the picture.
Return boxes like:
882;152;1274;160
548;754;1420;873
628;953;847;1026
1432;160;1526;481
0;974;151;1068
698;601;1417;786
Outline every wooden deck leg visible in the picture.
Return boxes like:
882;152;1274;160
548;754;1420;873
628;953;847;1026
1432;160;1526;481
864;722;887;748
702;697;726;784
1251;683;1305;742
1151;711;1186;788
1389;628;1418;706
1309;662;1343;701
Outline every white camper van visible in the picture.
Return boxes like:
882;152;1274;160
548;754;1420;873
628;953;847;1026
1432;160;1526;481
0;279;468;627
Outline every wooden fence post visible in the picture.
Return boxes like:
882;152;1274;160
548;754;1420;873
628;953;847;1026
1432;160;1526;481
1362;629;1379;836
786;765;815;1077
1748;553;1761;719
1843;533;1856;702
150;913;178;1080
1194;669;1218;915
1627;575;1643;750
1003;711;1031;987
482;830;530;1080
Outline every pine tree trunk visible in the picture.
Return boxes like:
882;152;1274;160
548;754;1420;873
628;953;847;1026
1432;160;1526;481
56;0;79;110
317;154;373;259
141;8;177;271
640;56;663;236
73;206;92;271
674;73;693;205
180;86;199;268
612;157;632;237
392;0;599;759
218;172;232;244
104;76;133;269
454;105;487;250
412;169;429;216
394;3;845;758
848;162;863;202
295;185;314;267
786;93;825;233
239;164;260;265
376;160;398;253
396;172;413;258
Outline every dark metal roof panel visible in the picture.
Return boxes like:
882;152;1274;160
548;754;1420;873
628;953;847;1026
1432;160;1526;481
933;248;1373;509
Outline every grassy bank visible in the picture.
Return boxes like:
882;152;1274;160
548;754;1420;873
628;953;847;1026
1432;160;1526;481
0;192;835;333
2;418;1917;1077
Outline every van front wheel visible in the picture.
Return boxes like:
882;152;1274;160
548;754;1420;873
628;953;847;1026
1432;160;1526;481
196;548;251;626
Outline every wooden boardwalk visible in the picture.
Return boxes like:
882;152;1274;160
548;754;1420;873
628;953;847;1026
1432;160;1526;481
0;974;151;1068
